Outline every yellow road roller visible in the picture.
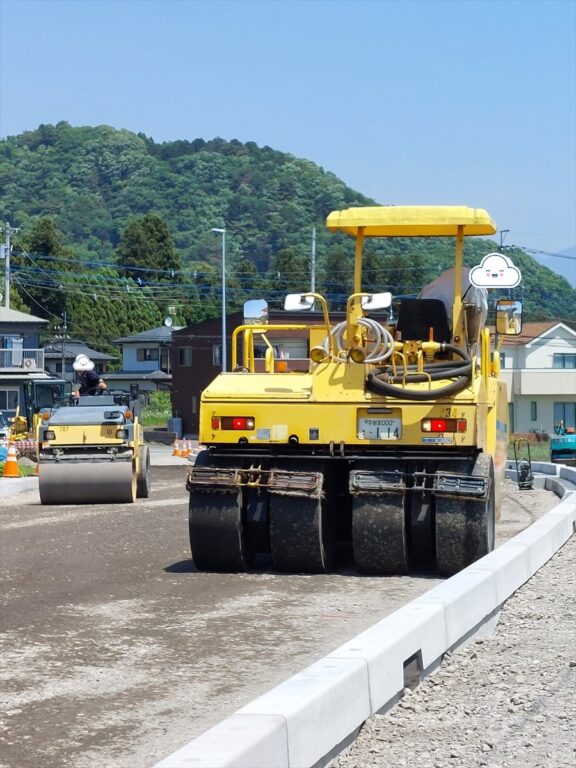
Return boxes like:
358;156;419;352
187;205;522;575
37;393;151;504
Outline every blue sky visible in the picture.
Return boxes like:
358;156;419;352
1;0;575;282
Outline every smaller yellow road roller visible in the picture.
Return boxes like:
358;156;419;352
37;392;151;505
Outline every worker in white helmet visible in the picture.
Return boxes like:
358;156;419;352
72;354;107;397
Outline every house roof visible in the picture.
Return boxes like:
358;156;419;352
43;338;116;361
0;307;47;324
103;369;172;381
113;326;183;344
497;321;574;347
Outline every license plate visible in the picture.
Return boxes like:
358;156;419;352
358;417;402;440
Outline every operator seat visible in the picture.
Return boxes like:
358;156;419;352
396;298;451;342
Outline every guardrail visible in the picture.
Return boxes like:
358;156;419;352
154;463;576;768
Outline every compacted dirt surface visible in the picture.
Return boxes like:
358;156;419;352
0;468;564;768
331;533;576;768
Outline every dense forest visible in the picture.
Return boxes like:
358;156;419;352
1;122;574;358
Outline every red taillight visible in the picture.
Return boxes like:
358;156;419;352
422;418;467;433
211;416;220;430
220;416;255;431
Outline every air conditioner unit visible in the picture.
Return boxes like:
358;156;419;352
22;358;37;370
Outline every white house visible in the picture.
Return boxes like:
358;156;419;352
497;321;576;435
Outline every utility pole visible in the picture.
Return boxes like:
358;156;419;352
2;222;20;309
59;311;68;378
311;227;316;292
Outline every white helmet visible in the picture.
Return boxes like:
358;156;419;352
73;354;95;372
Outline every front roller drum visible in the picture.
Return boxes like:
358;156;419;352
39;461;136;505
189;491;253;572
352;493;408;575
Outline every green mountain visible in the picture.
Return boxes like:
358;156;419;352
1;121;574;347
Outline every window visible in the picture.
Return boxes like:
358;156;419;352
212;344;222;367
530;401;537;421
178;346;192;366
508;402;515;433
553;354;576;369
554;402;576;430
500;352;506;369
0;388;19;412
137;347;159;362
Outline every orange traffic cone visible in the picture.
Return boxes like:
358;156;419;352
187;439;194;458
172;438;181;457
180;440;189;458
2;443;20;478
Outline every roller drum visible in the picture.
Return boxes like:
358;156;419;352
39;460;136;505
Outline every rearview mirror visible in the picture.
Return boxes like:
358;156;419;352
243;299;268;325
284;294;315;312
361;292;392;311
496;299;523;335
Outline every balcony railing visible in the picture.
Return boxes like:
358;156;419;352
0;348;45;371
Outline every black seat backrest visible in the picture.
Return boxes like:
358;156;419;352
396;299;451;342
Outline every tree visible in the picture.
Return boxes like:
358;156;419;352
268;248;310;306
116;213;181;284
15;217;72;319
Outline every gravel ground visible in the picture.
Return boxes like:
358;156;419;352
331;531;576;768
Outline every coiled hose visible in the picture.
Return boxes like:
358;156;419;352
366;343;473;401
325;318;395;364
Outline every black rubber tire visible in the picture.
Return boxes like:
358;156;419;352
408;487;435;572
269;461;335;574
435;454;495;576
136;445;151;498
188;454;254;572
352;492;408;575
189;492;253;572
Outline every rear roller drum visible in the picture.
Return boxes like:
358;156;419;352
189;491;253;572
435;455;495;576
352;492;408;575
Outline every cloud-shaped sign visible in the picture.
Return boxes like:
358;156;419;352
470;253;521;288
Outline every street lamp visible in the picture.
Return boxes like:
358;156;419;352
211;227;227;372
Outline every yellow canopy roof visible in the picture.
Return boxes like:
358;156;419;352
326;206;497;237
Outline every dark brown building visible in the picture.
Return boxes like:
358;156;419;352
171;310;339;436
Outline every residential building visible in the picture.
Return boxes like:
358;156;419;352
171;310;345;436
43;338;115;383
0;307;74;427
498;321;576;434
105;325;182;396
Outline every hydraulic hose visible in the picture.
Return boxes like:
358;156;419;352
366;343;473;401
325;318;395;364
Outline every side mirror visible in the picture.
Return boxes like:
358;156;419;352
496;299;523;335
244;299;268;325
284;294;315;312
361;292;392;311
